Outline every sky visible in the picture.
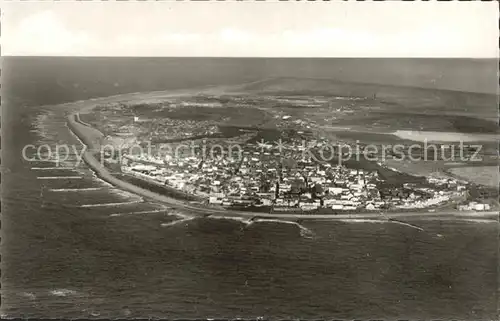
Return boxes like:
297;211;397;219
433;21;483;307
2;1;498;57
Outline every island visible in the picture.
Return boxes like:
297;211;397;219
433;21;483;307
65;78;499;221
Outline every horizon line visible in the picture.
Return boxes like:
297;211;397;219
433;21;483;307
2;55;498;60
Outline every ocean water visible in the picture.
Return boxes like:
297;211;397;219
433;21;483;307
1;57;498;319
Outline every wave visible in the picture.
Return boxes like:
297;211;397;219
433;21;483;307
107;188;144;201
37;176;83;180
149;202;173;209
167;210;194;220
337;219;388;224
82;310;102;318
343;216;426;231
34;152;81;159
19;292;37;300
206;215;252;225
79;201;142;208
387;219;425;231
98;179;114;188
110;209;168;217
33;111;59;141
160;217;195;228
31;167;77;170
449;218;499;224
249;218;315;239
27;159;60;163
49;289;78;297
28;159;83;169
48;187;106;192
29;159;80;166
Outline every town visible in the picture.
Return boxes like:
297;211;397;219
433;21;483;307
83;96;495;215
114;138;473;214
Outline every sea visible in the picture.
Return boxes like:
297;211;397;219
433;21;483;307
1;57;498;319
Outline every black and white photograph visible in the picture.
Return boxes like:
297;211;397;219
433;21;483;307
1;1;499;319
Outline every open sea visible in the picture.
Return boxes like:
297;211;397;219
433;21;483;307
1;57;498;319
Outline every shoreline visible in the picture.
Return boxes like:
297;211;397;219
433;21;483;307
65;96;498;222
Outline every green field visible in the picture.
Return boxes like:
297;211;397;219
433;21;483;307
448;166;499;188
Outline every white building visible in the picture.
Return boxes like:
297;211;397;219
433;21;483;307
328;187;343;195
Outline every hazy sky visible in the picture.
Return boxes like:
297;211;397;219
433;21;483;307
2;1;498;57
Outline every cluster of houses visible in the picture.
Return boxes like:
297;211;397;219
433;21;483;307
90;95;489;215
92;102;220;145
118;138;466;213
458;201;491;212
271;165;383;211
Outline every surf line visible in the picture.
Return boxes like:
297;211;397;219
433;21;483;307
379;212;425;232
387;218;425;231
160;217;195;227
248;218;315;238
32;167;77;170
37;176;83;180
79;201;142;208
29;159;67;163
48;187;106;192
205;214;253;225
110;209;168;217
207;215;316;238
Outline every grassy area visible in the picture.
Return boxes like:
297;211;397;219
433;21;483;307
448;166;499;188
135;104;271;127
240;78;498;134
335;112;499;134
